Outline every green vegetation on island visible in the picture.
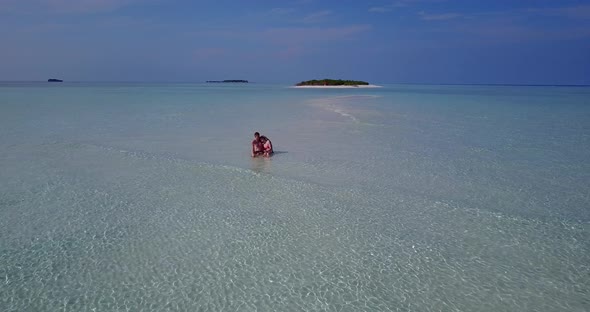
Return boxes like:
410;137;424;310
206;80;248;83
296;79;369;86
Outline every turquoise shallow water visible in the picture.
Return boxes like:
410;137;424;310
1;83;589;311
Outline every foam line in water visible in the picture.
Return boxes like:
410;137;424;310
307;95;385;125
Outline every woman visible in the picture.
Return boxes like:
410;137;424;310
260;136;273;157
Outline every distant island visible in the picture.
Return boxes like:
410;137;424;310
206;80;248;83
48;79;63;82
296;79;369;86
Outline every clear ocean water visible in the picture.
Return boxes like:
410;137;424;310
1;82;588;311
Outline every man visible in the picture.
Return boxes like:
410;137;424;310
251;132;264;157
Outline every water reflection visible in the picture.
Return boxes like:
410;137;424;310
250;156;272;174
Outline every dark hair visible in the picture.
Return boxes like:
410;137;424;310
254;132;260;136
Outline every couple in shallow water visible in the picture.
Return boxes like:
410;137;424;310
251;132;273;157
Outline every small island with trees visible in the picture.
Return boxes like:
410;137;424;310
295;79;369;87
48;78;63;82
206;80;248;83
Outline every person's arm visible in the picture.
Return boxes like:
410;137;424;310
251;141;255;157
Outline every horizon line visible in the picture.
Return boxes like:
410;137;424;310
0;80;589;87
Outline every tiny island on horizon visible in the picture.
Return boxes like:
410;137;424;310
206;80;248;83
48;78;63;82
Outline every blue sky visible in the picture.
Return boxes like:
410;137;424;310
1;0;589;84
